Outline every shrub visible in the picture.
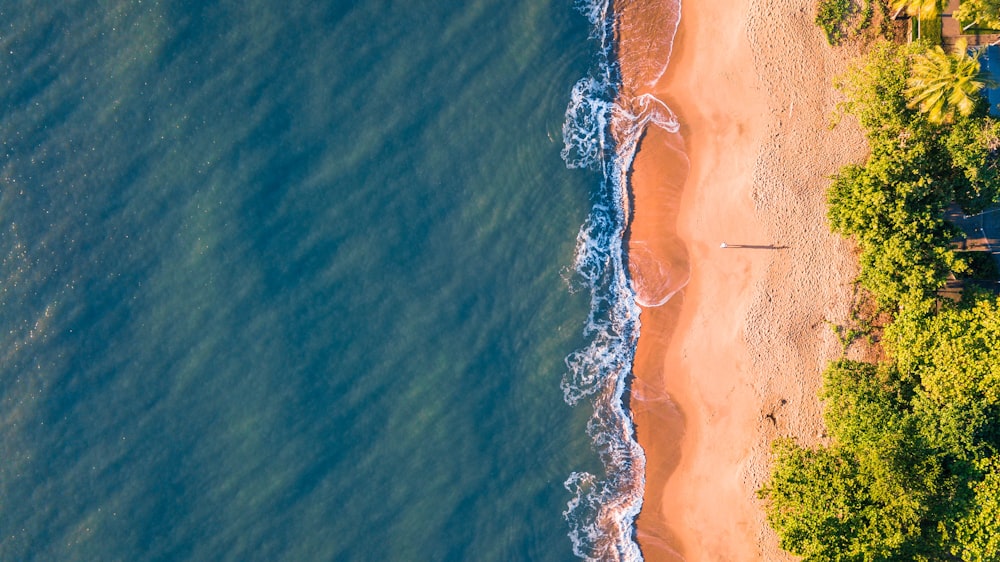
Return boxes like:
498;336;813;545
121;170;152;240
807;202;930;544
816;0;854;44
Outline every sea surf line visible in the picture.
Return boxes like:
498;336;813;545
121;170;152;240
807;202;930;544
560;0;683;560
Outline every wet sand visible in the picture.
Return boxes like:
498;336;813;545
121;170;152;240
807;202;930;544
617;0;871;559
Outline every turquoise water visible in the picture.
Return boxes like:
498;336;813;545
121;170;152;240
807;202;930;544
0;1;613;559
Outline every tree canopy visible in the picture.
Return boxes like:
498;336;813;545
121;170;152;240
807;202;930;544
956;0;1000;31
953;457;1000;562
761;37;1000;561
891;0;947;19
826;41;1000;307
762;295;1000;561
906;39;991;125
885;294;1000;459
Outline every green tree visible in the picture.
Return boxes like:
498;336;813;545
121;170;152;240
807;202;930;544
891;0;946;19
821;360;913;449
885;294;1000;459
826;133;965;307
827;39;994;308
764;35;1000;561
946;115;1000;213
906;39;991;125
953;457;1000;561
955;0;1000;31
760;360;960;560
759;440;868;560
835;40;915;138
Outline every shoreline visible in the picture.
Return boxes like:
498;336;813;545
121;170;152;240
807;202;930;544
617;0;871;559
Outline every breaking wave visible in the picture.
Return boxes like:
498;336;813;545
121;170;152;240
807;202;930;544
560;0;682;560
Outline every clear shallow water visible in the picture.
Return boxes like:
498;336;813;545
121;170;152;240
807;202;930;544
0;1;609;559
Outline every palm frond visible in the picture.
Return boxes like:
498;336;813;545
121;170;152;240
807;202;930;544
905;40;990;123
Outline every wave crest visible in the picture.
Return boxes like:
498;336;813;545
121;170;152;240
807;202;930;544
560;0;683;560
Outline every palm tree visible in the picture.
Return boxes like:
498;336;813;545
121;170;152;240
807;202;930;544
955;0;1000;31
905;39;992;124
891;0;947;19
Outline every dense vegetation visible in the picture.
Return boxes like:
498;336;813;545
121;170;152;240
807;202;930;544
816;0;861;44
828;40;995;308
815;0;887;45
908;39;992;124
762;295;1000;561
891;0;1000;32
760;38;1000;561
956;0;1000;31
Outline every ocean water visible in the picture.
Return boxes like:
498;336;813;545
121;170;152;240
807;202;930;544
0;1;633;560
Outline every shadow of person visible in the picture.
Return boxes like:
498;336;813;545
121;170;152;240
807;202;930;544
719;243;789;250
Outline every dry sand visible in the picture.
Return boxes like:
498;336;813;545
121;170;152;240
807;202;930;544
617;0;873;560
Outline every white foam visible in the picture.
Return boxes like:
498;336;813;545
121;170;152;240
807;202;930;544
574;0;612;36
560;0;684;560
562;77;613;171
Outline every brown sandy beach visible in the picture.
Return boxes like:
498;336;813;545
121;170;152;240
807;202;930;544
617;0;872;559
